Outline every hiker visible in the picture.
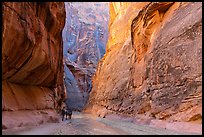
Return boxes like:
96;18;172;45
61;107;66;121
66;107;72;119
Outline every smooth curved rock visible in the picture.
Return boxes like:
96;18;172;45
2;2;66;129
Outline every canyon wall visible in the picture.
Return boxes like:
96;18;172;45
2;2;66;129
84;2;202;123
62;2;109;110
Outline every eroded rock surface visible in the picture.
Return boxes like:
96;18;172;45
2;2;66;129
62;2;109;110
84;2;202;123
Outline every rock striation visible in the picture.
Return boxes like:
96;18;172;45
62;2;109;110
84;2;202;123
2;2;66;129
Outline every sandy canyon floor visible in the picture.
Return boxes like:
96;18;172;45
2;111;201;135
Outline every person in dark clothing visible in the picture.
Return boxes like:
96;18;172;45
61;107;66;121
65;109;68;120
66;107;72;119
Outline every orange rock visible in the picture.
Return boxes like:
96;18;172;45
84;2;202;124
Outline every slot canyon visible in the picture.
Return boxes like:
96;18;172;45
2;2;202;135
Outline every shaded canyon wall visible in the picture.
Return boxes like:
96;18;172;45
62;2;109;110
2;2;66;129
84;2;202;123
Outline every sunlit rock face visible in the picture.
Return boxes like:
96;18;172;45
62;2;109;110
85;2;202;123
2;2;65;129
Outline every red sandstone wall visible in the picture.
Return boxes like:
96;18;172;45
2;2;66;129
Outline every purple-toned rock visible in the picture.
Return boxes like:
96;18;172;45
62;2;109;110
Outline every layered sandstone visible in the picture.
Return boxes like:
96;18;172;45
62;2;109;110
2;2;65;129
84;2;202;124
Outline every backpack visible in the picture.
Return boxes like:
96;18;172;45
62;109;66;115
